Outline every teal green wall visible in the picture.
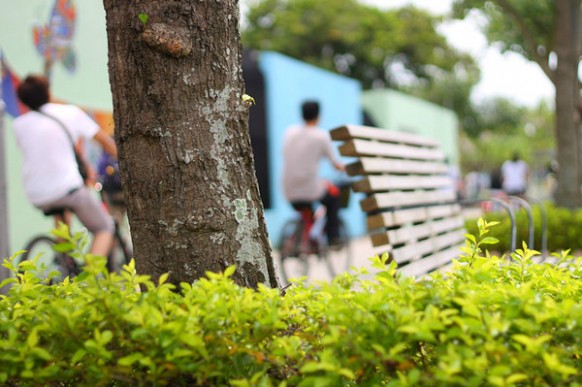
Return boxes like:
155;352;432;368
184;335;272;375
1;1;111;255
362;89;459;164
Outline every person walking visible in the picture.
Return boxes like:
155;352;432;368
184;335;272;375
501;152;529;197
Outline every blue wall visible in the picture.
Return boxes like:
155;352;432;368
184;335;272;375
257;52;366;243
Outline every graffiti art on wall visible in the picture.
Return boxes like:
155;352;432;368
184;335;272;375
33;0;76;78
1;0;113;131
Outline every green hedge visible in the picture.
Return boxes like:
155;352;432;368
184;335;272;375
1;221;582;385
465;202;582;253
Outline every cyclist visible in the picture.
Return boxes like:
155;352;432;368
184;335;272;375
282;100;345;246
97;146;126;222
13;74;118;257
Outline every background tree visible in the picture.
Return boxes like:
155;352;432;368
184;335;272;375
461;100;555;173
242;0;481;147
102;0;278;288
242;0;479;88
452;0;582;208
242;0;561;197
470;97;528;138
402;70;481;137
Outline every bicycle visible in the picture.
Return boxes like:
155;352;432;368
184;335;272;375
278;179;353;285
19;205;132;284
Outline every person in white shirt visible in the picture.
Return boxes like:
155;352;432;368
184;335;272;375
13;74;118;257
501;152;529;197
282;101;345;244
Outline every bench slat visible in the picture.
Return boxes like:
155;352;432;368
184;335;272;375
371;216;465;247
390;216;464;244
354;175;452;193
331;124;440;148
339;139;445;161
428;203;463;218
346;157;448;176
398;244;464;277
331;124;466;278
367;204;462;229
390;230;465;264
360;190;457;212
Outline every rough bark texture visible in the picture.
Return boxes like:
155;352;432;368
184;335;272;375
554;0;582;208
102;0;278;288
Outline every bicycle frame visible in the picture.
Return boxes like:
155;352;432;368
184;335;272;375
294;205;327;252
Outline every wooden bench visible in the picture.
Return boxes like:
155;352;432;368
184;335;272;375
330;124;465;277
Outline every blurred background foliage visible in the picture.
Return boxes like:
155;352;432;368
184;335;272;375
240;0;557;180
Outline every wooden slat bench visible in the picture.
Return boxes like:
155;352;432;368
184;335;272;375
330;124;465;277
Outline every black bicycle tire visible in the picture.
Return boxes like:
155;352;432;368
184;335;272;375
20;235;56;262
20;235;77;282
324;218;352;278
117;230;132;265
107;223;132;272
278;218;309;285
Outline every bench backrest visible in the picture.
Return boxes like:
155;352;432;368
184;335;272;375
331;124;465;276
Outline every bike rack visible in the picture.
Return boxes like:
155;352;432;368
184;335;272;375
462;197;516;252
488;197;517;252
508;196;535;251
524;196;548;260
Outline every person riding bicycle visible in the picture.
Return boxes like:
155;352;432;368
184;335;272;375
97;146;126;222
13;74;118;257
282;100;345;246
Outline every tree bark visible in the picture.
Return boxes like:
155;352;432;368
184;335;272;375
553;0;582;208
102;0;278;288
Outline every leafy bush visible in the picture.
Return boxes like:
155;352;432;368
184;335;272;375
1;220;582;385
466;202;582;253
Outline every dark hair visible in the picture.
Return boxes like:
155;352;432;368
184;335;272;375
301;101;320;121
17;75;50;111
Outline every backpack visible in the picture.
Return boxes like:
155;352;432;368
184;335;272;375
97;152;124;205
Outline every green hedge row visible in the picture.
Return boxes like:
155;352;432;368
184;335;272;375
1;220;581;385
465;202;582;253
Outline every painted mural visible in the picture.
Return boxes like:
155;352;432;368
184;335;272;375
33;0;77;78
1;0;113;133
1;0;115;253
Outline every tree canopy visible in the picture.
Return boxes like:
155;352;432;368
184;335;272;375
242;0;479;90
452;0;556;79
452;0;581;208
241;0;563;194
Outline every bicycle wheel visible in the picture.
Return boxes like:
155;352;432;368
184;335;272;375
324;218;352;278
20;236;78;283
278;219;310;285
107;223;133;273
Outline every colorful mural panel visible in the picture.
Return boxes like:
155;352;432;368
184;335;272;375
33;0;77;77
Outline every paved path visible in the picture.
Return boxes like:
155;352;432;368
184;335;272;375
273;236;387;285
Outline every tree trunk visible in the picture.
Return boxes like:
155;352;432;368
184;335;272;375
553;0;582;208
102;0;278;288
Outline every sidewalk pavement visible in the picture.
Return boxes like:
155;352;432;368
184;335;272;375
273;236;387;285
